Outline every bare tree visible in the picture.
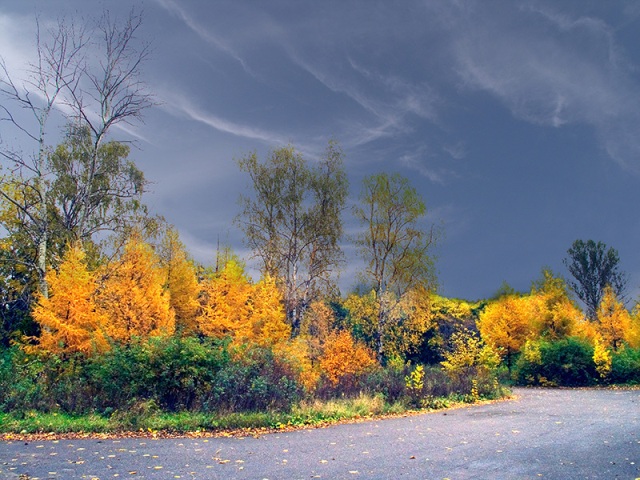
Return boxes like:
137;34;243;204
0;9;152;299
0;16;87;298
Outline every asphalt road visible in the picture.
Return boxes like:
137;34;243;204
1;388;639;479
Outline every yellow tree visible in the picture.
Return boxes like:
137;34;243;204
529;270;581;340
477;295;530;372
319;330;376;388
249;275;290;344
158;227;200;334
597;286;632;351
197;261;290;345
31;243;110;356
197;260;252;339
98;235;175;343
343;288;435;361
441;330;499;388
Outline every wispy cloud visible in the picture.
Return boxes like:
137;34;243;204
441;1;640;169
153;0;254;76
442;142;466;160
285;48;437;148
347;58;439;122
398;148;445;184
159;90;289;145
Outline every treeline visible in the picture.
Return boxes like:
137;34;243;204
480;270;640;386
1;10;639;423
0;224;502;414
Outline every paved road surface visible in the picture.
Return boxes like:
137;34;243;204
1;388;639;479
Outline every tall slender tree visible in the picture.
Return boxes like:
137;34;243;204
354;172;437;363
237;142;348;336
0;9;152;302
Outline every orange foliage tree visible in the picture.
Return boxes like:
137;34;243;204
98;235;175;343
31;243;110;356
319;330;376;389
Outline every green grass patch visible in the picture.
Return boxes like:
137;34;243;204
0;411;110;434
0;392;507;437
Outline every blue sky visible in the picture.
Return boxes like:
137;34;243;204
2;0;640;301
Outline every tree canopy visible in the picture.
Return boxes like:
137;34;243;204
563;239;627;320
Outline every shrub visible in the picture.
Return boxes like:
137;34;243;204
206;345;302;412
318;330;377;396
515;337;596;387
610;346;640;384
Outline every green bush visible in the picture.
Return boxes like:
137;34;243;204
0;338;304;415
206;346;302;412
610;346;640;384
515;337;596;387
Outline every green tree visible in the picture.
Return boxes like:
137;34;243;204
48;124;147;243
237;142;348;336
354;172;437;363
563;239;627;320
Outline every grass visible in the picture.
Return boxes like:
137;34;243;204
0;392;506;438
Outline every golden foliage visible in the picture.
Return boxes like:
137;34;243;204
31;244;110;356
197;261;290;345
98;236;175;343
250;275;291;344
441;330;499;379
343;288;436;361
596;286;632;351
158;227;200;335
273;337;319;392
299;300;334;360
593;335;612;379
529;272;581;340
198;260;251;338
319;330;376;387
477;295;530;366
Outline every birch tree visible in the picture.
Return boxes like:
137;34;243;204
237;142;348;336
354;172;437;363
0;9;152;302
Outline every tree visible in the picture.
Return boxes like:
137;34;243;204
237;142;348;336
157;227;200;334
596;286;632;351
477;294;530;372
319;330;376;390
353;172;436;362
0;16;86;299
97;235;175;343
529;269;581;340
31;243;110;356
343;288;436;362
197;260;290;345
563;239;627;320
47;124;147;243
0;9;152;301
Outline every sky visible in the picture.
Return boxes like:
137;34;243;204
1;0;640;302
